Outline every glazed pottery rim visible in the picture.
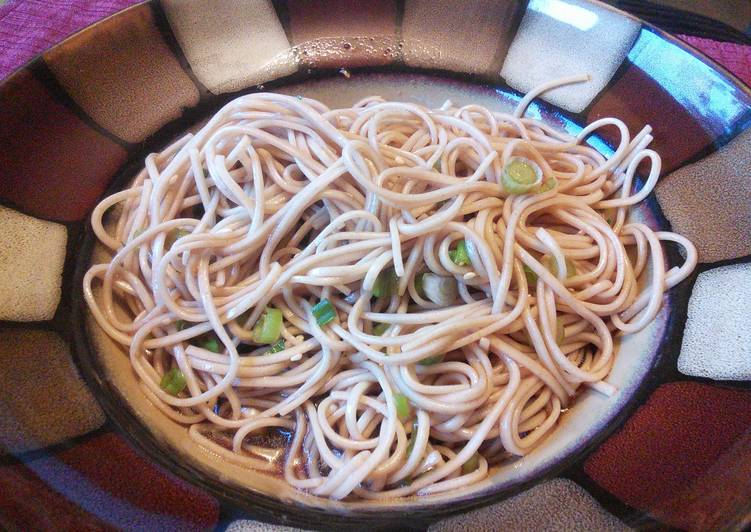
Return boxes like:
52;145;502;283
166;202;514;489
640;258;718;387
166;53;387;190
2;0;744;528
2;0;750;97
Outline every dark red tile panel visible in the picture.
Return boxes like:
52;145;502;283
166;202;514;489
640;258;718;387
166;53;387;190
0;462;111;531
52;433;220;530
588;63;714;175
0;69;127;222
584;382;751;529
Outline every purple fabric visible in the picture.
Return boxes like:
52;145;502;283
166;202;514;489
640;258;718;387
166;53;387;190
678;34;751;88
0;0;141;80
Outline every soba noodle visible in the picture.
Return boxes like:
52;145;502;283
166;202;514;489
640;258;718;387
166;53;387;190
84;79;697;500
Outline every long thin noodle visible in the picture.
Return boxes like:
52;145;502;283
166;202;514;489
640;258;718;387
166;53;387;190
85;82;696;500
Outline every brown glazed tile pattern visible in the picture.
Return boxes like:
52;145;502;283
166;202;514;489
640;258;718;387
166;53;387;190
584;382;751;529
0;69;127;222
587;63;715;175
668;428;751;530
0;432;218;530
430;479;628;531
0;206;66;322
49;433;219;530
0;463;111;531
162;0;295;94
286;0;398;68
0;329;105;454
402;0;518;75
43;3;199;143
654;127;751;263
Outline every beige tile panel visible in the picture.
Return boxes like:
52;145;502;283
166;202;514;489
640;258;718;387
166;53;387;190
0;206;66;322
431;478;628;531
655;128;751;263
162;0;296;94
501;0;640;113
678;263;751;381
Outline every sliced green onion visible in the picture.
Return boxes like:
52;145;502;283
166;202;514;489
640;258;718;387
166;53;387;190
556;318;565;345
394;393;411;421
373;322;391;336
535;177;558;194
395;477;413;488
252;307;283;344
543;255;577;279
414;272;426;299
421;273;458;306
270;338;286;353
160;368;186;396
373;267;398;298
166;228;191;249
406;420;419;454
200;334;221;353
175;319;188;331
312;299;336;326
461;452;480;475
523;264;538;287
448;239;471;266
418;354;445;366
502;157;542;195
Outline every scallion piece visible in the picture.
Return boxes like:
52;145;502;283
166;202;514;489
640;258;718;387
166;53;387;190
312;299;336;326
421;273;458;306
523;264;538;287
160;368;186;396
543;255;577;279
556;319;565;345
535;177;557;194
448;239;471;266
270;338;286;353
406;420;419;454
373;267;398;298
395;477;413;488
200;334;221;353
252;307;283;344
418;354;445;365
175;319;188;331
414;272;426;299
373;322;391;336
394;393;411;421
165;228;191;249
461;452;480;475
502;157;542;195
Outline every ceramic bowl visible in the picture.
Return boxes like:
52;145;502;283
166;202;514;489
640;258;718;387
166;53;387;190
1;1;749;530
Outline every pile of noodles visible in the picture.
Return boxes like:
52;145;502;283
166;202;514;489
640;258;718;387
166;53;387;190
84;77;696;500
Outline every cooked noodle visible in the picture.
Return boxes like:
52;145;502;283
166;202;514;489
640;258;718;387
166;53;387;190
84;79;697;500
